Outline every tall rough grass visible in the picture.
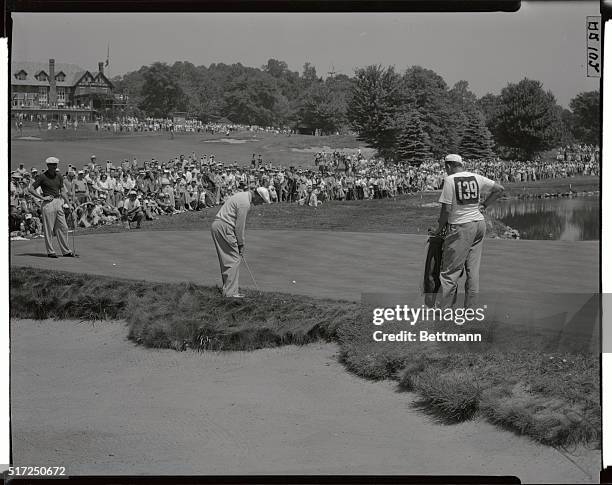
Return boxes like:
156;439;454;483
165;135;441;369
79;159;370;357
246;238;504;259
10;266;600;448
10;267;358;351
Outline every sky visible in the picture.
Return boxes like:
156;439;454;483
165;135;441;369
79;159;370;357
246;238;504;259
10;2;600;107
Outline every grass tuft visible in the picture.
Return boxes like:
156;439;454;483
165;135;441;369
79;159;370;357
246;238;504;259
413;369;481;422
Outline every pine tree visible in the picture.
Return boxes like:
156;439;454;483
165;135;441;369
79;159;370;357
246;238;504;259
459;111;495;160
347;65;405;159
396;110;433;165
492;78;563;159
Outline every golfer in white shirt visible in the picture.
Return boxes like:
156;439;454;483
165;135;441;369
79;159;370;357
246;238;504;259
211;187;271;298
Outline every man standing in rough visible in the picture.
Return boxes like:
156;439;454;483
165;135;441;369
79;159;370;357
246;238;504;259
435;154;504;308
28;157;74;258
211;186;270;298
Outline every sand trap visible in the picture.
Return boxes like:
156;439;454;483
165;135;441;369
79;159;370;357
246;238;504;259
10;318;598;481
202;138;259;144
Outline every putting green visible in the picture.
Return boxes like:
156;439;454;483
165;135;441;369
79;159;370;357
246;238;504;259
10;229;598;301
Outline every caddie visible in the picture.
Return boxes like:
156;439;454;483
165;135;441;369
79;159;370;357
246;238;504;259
28;156;74;258
211;186;270;298
434;154;504;308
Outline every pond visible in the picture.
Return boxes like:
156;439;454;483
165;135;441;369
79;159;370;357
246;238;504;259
488;196;600;241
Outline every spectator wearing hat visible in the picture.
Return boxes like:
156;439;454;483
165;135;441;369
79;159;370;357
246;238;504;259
121;191;144;229
72;171;90;205
210;186;270;298
64;170;76;203
21;213;42;237
28;157;74;257
434;154;505;309
10;173;22;206
186;180;201;210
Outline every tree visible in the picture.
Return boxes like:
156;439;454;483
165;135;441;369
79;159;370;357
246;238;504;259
491;78;564;159
347;65;404;158
223;71;283;126
112;67;147;114
298;81;347;134
395;109;432;164
569;91;600;145
448;80;479;151
302;62;319;84
402;66;456;157
139;62;188;117
458;111;495;159
476;93;502;128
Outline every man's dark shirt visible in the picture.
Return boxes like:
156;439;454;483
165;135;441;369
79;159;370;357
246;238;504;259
32;171;64;198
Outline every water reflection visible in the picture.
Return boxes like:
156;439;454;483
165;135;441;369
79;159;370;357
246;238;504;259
489;196;600;241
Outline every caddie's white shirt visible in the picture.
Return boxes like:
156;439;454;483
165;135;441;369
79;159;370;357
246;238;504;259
439;171;495;224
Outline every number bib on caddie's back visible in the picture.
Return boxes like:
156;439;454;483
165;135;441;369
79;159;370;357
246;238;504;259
454;176;479;205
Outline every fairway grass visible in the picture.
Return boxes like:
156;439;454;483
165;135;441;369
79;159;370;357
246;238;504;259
10;267;600;448
10;130;366;169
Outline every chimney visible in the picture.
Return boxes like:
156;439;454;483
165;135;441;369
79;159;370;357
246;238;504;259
48;59;57;106
98;62;104;75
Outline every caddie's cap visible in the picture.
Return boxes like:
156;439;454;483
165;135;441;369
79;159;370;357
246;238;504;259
444;154;463;165
256;187;271;204
45;156;60;165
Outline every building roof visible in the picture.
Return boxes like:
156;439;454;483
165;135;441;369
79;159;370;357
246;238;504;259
11;61;89;87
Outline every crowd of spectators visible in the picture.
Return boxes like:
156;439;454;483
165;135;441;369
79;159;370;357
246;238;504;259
9;144;600;238
91;117;294;136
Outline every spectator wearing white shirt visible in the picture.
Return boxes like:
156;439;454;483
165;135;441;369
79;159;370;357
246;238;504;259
121;190;144;229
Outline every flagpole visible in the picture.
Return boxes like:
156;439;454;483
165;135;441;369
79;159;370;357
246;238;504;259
106;42;110;78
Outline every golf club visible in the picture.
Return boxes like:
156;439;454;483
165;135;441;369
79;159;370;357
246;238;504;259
241;254;260;292
70;207;80;257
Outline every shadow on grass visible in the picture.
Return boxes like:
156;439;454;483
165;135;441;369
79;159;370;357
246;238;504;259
14;252;50;258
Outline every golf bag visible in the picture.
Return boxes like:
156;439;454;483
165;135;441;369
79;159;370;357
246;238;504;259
422;232;444;308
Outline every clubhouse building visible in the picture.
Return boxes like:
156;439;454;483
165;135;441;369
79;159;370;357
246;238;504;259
11;58;123;122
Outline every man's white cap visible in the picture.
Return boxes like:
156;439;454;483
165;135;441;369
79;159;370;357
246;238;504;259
91;154;96;159
444;154;463;165
128;190;137;196
256;187;271;204
78;170;84;174
25;213;32;220
45;156;60;165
